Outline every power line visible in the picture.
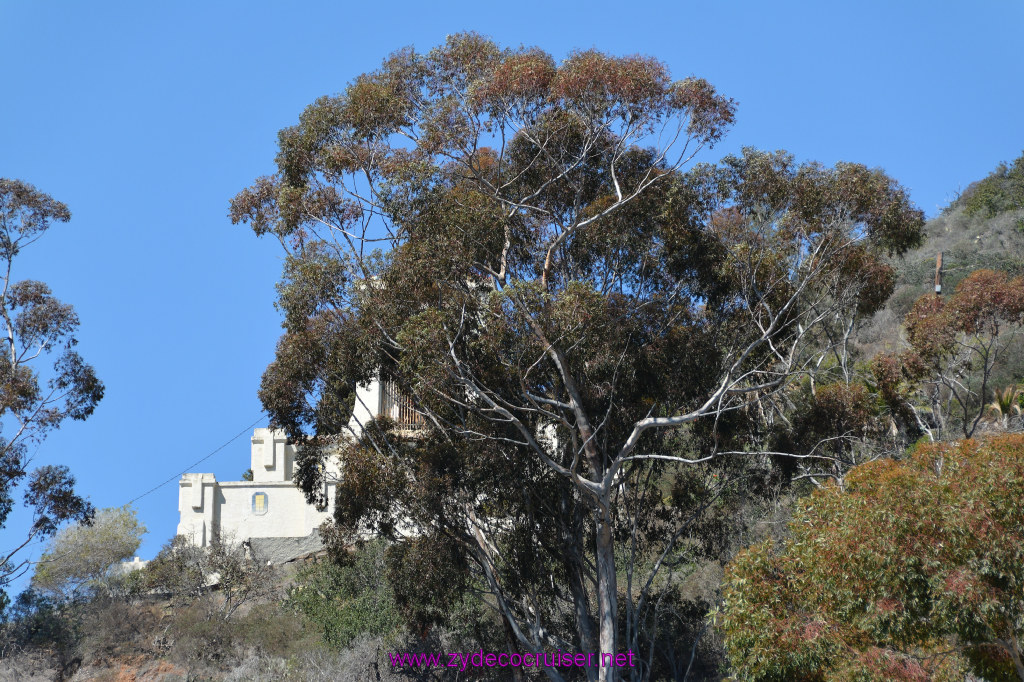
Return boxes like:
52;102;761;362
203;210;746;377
125;415;266;506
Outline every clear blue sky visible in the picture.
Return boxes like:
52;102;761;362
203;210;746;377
1;0;1021;584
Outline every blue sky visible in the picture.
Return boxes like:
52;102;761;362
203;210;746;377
1;0;1022;585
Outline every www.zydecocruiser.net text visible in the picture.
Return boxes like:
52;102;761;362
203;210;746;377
389;650;638;671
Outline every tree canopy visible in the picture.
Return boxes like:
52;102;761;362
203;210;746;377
32;506;145;602
232;34;924;681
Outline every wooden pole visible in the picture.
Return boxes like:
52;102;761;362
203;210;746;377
935;252;943;296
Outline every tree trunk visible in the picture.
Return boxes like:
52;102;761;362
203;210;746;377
596;504;618;682
568;557;599;682
501;617;527;682
1005;635;1024;682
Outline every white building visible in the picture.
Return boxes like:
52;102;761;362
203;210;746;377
176;378;421;562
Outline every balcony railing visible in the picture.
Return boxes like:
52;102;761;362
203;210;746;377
380;379;426;432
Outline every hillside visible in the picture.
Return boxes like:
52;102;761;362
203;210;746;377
858;152;1024;359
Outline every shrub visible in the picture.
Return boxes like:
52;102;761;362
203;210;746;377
719;435;1024;681
74;595;160;665
166;600;238;667
963;153;1024;218
144;534;279;620
286;540;402;649
0;589;75;652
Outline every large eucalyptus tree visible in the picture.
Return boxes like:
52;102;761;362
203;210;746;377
232;34;923;681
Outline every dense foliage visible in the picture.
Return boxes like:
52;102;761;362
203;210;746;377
720;435;1024;681
287;540;402;649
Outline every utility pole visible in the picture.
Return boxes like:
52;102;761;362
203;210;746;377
935;251;943;296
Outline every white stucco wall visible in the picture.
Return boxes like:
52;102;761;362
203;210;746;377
177;378;385;553
349;380;382;435
214;480;335;539
176;429;339;549
250;429;293;483
177;472;216;546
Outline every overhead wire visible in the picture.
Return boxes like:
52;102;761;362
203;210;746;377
125;415;266;506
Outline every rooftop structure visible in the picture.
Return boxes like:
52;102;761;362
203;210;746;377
177;377;418;562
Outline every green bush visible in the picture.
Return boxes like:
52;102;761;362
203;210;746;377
287;540;402;649
963;153;1024;218
1;589;75;651
233;601;320;658
167;600;238;666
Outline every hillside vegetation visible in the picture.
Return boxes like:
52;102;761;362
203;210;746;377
860;151;1024;354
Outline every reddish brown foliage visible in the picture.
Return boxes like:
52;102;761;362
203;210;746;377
721;435;1024;681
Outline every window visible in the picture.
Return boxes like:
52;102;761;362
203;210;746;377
252;492;268;515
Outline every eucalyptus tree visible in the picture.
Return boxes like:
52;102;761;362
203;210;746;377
232;34;923;681
0;179;103;607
